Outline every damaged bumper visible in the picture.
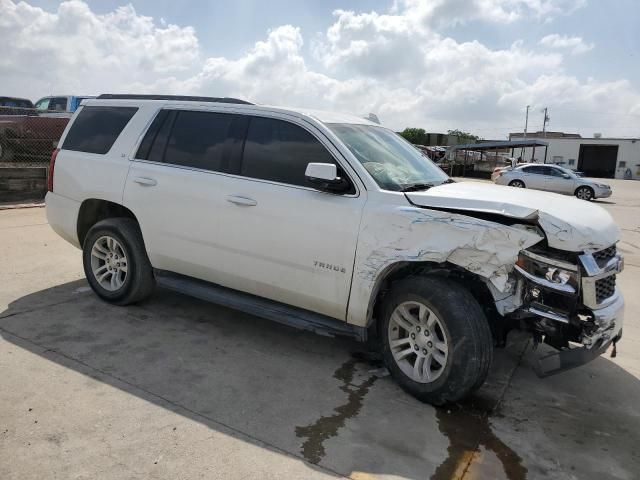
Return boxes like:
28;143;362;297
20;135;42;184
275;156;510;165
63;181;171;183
508;245;625;376
534;290;624;377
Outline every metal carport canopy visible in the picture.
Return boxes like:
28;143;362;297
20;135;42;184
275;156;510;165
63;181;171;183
448;139;549;151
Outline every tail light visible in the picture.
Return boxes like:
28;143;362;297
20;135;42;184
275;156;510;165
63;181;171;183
48;148;59;192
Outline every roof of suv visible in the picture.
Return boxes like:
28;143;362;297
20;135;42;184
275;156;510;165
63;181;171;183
87;94;379;127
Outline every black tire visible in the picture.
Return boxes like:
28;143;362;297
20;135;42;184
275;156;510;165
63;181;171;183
82;217;155;305
0;140;14;162
380;276;493;405
508;179;525;188
575;186;594;201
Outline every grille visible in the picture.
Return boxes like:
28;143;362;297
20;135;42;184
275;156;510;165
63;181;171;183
595;275;616;304
593;245;617;265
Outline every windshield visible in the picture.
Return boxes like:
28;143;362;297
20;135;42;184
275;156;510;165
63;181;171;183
328;123;450;191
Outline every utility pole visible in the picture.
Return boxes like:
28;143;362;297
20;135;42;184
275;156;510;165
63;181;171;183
542;107;549;138
520;105;529;161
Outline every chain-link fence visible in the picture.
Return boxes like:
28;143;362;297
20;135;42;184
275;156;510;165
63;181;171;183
0;106;70;168
0;106;70;202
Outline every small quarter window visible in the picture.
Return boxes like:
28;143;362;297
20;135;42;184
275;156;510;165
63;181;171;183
62;106;138;154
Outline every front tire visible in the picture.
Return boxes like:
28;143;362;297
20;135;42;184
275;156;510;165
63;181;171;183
380;276;493;405
509;179;525;188
82;218;155;305
575;186;594;201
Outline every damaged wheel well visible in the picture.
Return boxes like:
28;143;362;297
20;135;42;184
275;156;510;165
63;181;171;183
367;261;505;346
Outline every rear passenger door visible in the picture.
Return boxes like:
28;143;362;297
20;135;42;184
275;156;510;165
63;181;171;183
123;108;245;279
212;115;366;320
520;165;546;189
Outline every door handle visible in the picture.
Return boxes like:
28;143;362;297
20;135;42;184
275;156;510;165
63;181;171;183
226;195;257;207
133;177;157;186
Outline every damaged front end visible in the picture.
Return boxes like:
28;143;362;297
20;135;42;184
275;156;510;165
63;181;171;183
507;244;624;376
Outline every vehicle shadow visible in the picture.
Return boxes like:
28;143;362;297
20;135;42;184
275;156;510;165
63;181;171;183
1;280;639;479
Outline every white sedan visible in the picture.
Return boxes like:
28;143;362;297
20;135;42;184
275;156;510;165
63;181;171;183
493;164;612;200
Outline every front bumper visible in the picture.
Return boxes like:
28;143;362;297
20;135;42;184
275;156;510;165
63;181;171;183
513;247;624;376
534;290;624;377
594;186;612;199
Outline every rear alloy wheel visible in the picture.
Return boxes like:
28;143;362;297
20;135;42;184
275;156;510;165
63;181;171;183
90;235;128;292
575;186;594;201
83;217;155;305
509;179;525;188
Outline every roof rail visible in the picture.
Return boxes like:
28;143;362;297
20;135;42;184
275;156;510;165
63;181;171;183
96;94;253;105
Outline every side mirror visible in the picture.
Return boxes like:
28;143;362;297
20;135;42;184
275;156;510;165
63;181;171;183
305;163;350;193
562;173;570;179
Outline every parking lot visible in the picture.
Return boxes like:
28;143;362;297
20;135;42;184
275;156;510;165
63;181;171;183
1;179;639;480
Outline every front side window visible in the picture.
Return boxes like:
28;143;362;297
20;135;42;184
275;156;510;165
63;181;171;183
241;116;336;187
62;106;138;154
523;166;544;175
328;123;449;191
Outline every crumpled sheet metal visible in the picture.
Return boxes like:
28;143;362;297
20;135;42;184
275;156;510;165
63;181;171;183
348;206;544;325
536;211;618;252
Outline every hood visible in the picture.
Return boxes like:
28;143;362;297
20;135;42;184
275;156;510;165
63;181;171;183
405;182;619;252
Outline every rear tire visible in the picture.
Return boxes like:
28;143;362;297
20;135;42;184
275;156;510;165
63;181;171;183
575;186;594;201
82;217;155;305
380;276;493;405
509;179;525;188
0;140;14;162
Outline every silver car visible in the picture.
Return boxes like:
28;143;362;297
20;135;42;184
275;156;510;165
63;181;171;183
494;164;612;200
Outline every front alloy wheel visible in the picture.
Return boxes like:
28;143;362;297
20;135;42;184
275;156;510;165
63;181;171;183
388;301;449;383
575;186;594;200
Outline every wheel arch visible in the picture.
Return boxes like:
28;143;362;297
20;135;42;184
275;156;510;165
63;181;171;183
77;198;138;247
365;260;498;341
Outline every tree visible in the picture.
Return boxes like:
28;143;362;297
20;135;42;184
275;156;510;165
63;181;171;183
447;129;482;143
399;127;428;145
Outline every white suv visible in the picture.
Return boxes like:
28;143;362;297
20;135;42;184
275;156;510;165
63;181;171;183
46;95;624;404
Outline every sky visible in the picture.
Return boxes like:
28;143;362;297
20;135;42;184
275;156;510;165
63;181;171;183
1;0;639;139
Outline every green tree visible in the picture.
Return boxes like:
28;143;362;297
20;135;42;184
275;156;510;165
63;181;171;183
399;127;428;145
447;129;482;143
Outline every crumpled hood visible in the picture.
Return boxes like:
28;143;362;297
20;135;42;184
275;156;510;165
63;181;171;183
405;182;619;252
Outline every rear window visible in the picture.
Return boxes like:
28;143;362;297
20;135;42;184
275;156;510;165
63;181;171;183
63;106;138;154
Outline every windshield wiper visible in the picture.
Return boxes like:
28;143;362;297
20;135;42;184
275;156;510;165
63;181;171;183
400;182;435;192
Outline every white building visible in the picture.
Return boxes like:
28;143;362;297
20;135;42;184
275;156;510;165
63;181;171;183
509;134;640;180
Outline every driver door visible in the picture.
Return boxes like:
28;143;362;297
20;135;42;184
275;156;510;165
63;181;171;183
211;114;366;320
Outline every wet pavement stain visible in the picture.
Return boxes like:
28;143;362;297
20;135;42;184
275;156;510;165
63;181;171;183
295;356;379;464
432;395;527;480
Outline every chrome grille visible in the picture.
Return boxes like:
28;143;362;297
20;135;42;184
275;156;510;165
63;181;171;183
595;275;616;304
593;245;617;265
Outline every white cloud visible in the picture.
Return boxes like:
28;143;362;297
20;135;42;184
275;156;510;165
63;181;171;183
0;0;200;95
539;33;594;54
0;0;637;138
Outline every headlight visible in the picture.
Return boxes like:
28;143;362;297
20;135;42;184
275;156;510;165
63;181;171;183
516;251;579;293
595;183;609;189
544;267;572;285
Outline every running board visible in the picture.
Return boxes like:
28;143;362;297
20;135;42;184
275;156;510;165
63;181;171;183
154;270;367;341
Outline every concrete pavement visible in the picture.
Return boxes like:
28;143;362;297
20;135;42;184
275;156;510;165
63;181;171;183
1;179;639;479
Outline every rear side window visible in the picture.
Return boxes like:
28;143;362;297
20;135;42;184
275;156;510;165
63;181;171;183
136;110;241;172
241;116;336;186
63;106;138;154
164;111;236;171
